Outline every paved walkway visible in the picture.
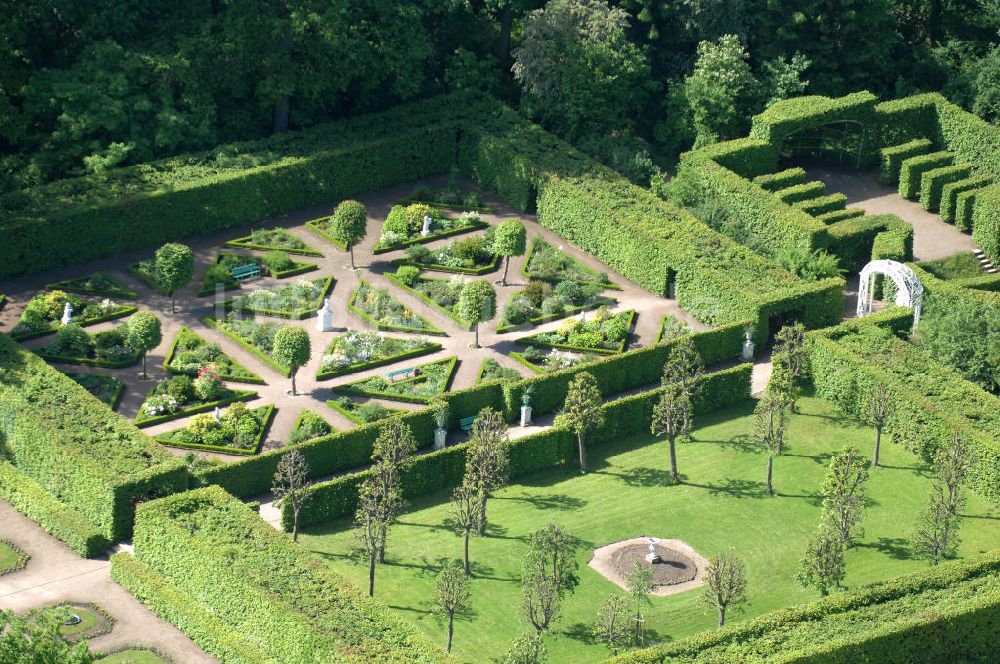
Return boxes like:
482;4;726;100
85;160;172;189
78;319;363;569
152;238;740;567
0;500;217;662
0;174;705;458
806;167;979;261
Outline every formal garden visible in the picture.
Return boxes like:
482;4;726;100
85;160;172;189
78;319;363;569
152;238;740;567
1;47;999;664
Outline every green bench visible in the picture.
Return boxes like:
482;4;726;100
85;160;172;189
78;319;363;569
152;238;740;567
231;263;260;282
386;367;415;382
459;415;478;433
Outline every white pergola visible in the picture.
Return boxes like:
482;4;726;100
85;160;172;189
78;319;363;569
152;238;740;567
856;259;924;327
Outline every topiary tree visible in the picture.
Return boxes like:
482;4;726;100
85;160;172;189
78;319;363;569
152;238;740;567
272;325;311;395
331;199;368;269
493;220;527;286
555;371;604;473
126;311;162;379
154;242;194;313
457;280;496;348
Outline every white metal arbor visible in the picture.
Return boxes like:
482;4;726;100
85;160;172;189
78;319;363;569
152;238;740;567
856;259;924;326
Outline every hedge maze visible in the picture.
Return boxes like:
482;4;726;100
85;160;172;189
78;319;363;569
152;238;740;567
1;89;998;663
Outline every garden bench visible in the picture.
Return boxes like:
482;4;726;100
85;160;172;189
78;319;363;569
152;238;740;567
459;415;478;433
231;263;260;282
386;367;415;382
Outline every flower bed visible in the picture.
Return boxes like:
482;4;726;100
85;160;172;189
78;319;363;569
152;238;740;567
126;258;169;295
225;228;322;256
156;403;273;455
475;357;522;384
657;313;693;343
403;182;493;212
331;356;458;404
135;372;256;427
347;280;445;336
317;330;441;380
522;237;617;289
197;252;317;297
373;205;487;253
45;272;137;299
202;316;291;376
163;326;264;384
510;346;603;373
11;291;137;340
225;277;333;319
392;233;499;275
498;279;616;332
34;323;141;368
0;539;29;575
519;309;635;354
326;397;404;425
289;409;335;444
387;269;472;328
63;373;125;410
304;216;348;250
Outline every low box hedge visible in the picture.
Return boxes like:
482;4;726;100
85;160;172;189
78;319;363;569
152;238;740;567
346;280;447;337
316;338;443;380
330;356;458;404
385;273;472;330
224;231;323;257
372;217;489;255
162;325;265;385
304;216;349;251
134;388;258;428
223;276;334;320
155;404;276;456
44;272;138;299
0;461;110;558
10;304;138;342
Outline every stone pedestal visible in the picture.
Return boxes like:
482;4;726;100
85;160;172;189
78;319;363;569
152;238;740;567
741;332;755;361
434;428;447;450
520;405;533;427
316;298;333;332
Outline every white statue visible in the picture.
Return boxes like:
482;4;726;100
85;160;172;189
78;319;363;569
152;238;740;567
421;215;433;236
214;406;221;422
60;301;73;326
645;537;662;564
741;330;755;361
316;297;333;332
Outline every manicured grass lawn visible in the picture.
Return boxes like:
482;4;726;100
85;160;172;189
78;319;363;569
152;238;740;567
299;395;1000;663
0;540;23;572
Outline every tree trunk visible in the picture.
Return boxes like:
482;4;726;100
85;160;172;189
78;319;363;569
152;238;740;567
577;432;587;473
477;493;487;536
872;426;882;467
141;352;147;379
718;605;726;627
668;434;678;483
464;530;471;576
290;368;297;396
766;456;774;496
472;323;479;348
349;244;356;269
447;612;455;652
502;256;510;286
368;551;376;596
292;508;299;542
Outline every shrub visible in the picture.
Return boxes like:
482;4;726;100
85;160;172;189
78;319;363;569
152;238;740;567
395;265;421;288
51;324;91;357
261;250;294;274
193;366;224;401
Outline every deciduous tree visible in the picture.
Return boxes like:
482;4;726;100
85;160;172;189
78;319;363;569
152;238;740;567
126;312;162;379
450;482;483;576
272;325;311;395
912;484;961;565
699;550;747;627
331;199;368;269
626;562;653;644
493;220;527;286
821;445;870;546
862;382;895;467
457;280;497;348
521;523;579;633
651;382;691;484
155;243;194;313
750;391;786;495
591;594;630;653
555;372;605;473
772;323;807;413
684;35;757;145
370;418;417;562
272;449;310;542
797;525;846;596
463;407;510;535
434;560;472;653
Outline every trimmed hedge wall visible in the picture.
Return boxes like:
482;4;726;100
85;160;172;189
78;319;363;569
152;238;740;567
941;174;992;223
816;208;864;224
972;184;1000;264
0;461;109;557
610;549;1000;664
752;168;806;191
879;138;933;184
808;314;1000;504
898;151;953;198
919;163;971;211
0;333;188;542
793;193;847;216
288;364;752;528
124;487;450;663
776;181;826;204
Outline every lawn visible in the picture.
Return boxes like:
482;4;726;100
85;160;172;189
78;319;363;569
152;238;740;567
298;395;1000;663
99;649;171;664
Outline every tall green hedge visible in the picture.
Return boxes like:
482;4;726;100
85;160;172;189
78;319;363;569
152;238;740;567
0;334;188;543
919;163;971;211
610;549;1000;664
941;174;992;223
898;151;954;198
879;138;933;184
123;487;450;663
808;314;1000;504
287;364;752;528
972;184;1000;264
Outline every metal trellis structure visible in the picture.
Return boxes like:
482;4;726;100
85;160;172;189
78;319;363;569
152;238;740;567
856;260;924;327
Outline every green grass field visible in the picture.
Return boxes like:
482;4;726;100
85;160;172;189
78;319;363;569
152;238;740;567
99;648;172;663
0;540;22;572
299;395;1000;663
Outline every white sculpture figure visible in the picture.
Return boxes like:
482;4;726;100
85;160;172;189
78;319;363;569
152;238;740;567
421;215;433;237
60;301;73;326
316;297;333;332
645;537;662;564
214;406;221;422
741;330;755;361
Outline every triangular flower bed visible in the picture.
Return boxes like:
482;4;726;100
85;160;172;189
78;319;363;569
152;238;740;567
326;397;405;425
203;315;292;376
225;228;323;256
289;409;336;444
331;356;458;404
522;238;619;290
135;378;257;427
347;280;446;336
196;253;318;297
317;330;442;380
155;403;274;455
45;272;137;299
517;309;635;355
225;276;334;319
164;326;265;384
63;372;125;410
386;270;472;329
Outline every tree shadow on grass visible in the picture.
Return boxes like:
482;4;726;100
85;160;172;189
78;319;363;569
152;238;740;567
496;493;588;511
858;537;912;560
690;433;756;453
781;451;833;465
685;477;769;499
877;463;934;479
596;465;673;488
